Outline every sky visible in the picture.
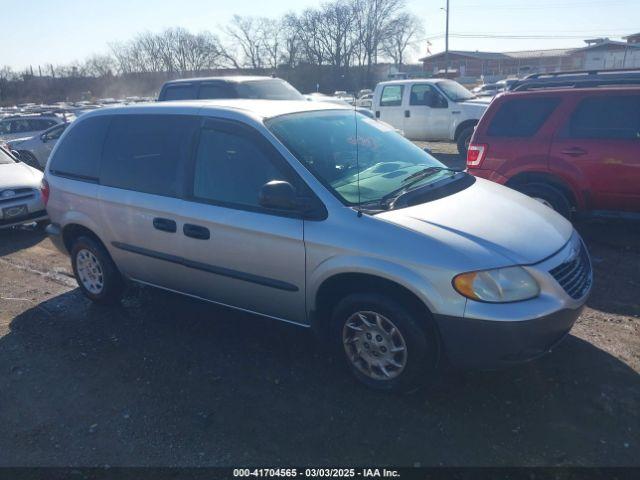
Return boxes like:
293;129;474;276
1;0;639;70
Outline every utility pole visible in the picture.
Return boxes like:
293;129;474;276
443;0;450;77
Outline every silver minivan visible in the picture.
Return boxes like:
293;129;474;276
44;100;592;391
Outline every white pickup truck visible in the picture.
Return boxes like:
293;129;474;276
372;79;490;156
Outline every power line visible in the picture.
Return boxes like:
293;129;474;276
454;0;631;10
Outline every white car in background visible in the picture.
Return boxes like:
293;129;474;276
0;146;47;229
0;115;64;143
7;122;70;170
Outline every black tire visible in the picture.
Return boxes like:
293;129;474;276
456;126;474;158
70;235;124;305
515;182;572;219
18;151;42;170
331;293;439;392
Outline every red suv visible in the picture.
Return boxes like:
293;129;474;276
467;71;640;219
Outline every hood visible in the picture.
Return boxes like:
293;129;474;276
6;136;33;147
0;161;43;189
376;177;573;268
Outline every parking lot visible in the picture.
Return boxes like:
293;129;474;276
0;143;638;467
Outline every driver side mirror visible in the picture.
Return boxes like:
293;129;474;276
40;133;48;143
259;180;298;211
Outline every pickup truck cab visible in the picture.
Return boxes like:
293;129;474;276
372;79;490;155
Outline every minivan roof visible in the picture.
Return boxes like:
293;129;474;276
162;76;279;85
77;99;351;121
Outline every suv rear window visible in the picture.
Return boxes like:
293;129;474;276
487;97;560;137
49;116;111;180
567;95;640;140
100;115;198;197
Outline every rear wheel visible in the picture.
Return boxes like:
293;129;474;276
456;126;474;158
332;293;439;392
515;182;572;219
71;236;124;305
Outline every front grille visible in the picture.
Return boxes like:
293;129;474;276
550;241;592;299
0;188;36;205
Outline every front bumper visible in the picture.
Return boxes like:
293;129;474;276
434;232;591;369
435;306;583;369
0;210;48;229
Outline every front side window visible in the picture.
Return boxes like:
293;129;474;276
267;110;451;206
44;124;67;141
567;96;640;140
193;127;287;208
101;115;198;196
410;84;446;107
488;97;560;137
380;85;404;107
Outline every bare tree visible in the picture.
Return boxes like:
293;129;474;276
224;15;264;69
381;13;424;67
84;54;116;77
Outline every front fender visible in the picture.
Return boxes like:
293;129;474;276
307;254;447;320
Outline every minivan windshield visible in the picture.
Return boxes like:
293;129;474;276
436;80;476;102
267;110;456;206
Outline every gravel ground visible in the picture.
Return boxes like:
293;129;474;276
0;145;638;467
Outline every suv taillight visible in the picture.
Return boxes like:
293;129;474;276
41;178;50;206
467;143;488;168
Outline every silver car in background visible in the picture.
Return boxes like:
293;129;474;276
7;122;70;170
0;146;47;229
44;100;592;391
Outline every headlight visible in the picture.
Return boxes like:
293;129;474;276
453;266;540;303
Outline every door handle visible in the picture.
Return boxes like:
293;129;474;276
404;110;410;118
375;111;380;118
153;217;177;233
561;147;587;157
183;224;210;240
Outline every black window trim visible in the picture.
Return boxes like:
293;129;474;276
185;117;327;221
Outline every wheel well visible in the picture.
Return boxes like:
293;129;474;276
62;224;105;253
506;172;578;209
454;120;478;141
312;273;432;339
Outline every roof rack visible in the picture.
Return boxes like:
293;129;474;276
509;68;640;92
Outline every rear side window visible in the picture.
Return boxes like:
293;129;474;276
380;85;404;107
49;116;111;180
160;84;198;101
101;115;198;197
567;96;640;140
487;97;560;137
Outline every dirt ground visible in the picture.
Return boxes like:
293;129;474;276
0;145;638;467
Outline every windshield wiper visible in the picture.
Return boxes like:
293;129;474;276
401;166;460;184
380;167;463;208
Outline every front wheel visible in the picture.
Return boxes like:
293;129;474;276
71;236;124;305
332;293;440;392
